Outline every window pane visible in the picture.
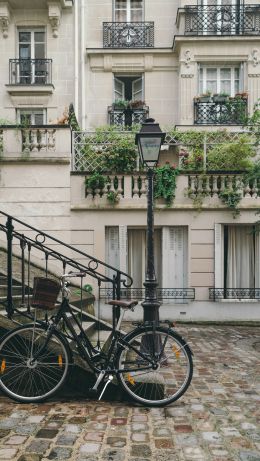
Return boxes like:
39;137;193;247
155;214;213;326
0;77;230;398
34;114;44;125
19;45;30;59
234;68;240;79
220;68;231;79
35;43;45;59
206;68;217;79
115;10;127;21
34;32;45;43
220;81;231;94
131;0;143;7
19;32;31;43
116;0;127;7
131;10;142;21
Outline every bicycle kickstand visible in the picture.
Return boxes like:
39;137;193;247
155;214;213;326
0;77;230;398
98;374;113;401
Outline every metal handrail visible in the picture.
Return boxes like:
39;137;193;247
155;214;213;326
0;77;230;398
0;211;133;317
9;58;53;85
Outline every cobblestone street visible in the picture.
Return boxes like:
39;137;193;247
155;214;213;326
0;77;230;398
0;324;259;461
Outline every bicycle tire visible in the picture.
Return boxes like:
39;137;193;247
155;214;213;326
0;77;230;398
116;325;193;407
0;324;71;403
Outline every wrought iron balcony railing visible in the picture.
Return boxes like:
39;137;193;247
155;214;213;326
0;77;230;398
108;106;149;127
9;59;52;85
184;4;260;35
103;22;154;48
100;287;195;302
209;288;260;301
194;98;247;125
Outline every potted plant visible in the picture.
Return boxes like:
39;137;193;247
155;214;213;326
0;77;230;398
197;90;212;103
129;100;145;109
213;92;229;103
113;99;129;110
234;92;248;100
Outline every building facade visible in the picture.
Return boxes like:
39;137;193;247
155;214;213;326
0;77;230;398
0;0;260;322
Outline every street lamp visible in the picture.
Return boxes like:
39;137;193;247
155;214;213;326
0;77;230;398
135;118;166;323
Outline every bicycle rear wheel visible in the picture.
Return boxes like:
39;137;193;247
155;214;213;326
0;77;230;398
116;326;193;407
0;324;71;403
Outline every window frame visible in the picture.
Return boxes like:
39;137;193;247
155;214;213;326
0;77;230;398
113;0;144;22
199;64;241;96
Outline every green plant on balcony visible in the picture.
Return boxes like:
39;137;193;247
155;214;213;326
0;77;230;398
207;136;256;171
196;90;212;103
219;188;242;217
100;135;137;173
113;99;129;109
85;172;107;193
154;163;180;206
213;92;230;103
107;190;120;204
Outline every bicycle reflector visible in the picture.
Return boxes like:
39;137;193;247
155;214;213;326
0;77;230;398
172;346;180;359
1;359;6;373
58;355;63;367
127;374;135;386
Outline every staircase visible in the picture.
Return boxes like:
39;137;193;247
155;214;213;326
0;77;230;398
0;211;133;397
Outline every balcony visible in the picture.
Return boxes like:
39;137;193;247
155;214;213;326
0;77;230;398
9;59;52;85
103;22;154;48
108;105;149;127
209;288;260;301
0;125;70;159
194;98;247;125
100;287;195;303
181;4;260;36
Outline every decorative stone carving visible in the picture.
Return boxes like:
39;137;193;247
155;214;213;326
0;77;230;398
184;49;192;69
180;74;194;78
251;49;260;68
0;3;11;38
48;2;62;37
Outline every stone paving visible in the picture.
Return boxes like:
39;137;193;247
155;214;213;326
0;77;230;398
0;324;259;461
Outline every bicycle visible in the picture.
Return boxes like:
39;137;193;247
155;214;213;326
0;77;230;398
0;272;193;407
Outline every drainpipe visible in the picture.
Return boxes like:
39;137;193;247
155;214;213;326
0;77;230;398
74;0;79;118
81;0;86;129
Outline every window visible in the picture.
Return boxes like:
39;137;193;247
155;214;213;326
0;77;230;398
105;226;188;303
17;109;46;125
18;29;46;84
114;75;143;101
114;0;143;22
224;225;260;290
199;66;241;96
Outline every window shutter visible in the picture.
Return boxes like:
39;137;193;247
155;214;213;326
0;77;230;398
119;225;128;273
114;77;125;100
215;223;223;288
105;227;119;280
132;77;143;101
162;227;187;288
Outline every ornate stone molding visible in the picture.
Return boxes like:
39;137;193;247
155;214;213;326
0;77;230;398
0;3;11;38
183;49;192;68
248;74;260;78
48;2;62;38
180;74;194;78
251;49;260;68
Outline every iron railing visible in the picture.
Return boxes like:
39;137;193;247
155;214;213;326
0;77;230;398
209;288;260;300
108;106;149;127
9;59;52;85
100;288;195;302
0;211;133;318
103;22;154;48
184;4;260;35
194;98;247;125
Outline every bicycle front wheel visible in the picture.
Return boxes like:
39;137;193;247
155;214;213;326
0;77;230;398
0;324;71;403
116;326;193;407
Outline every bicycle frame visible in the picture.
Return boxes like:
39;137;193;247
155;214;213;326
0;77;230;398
34;298;158;379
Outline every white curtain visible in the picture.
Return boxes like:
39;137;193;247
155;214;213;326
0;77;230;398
255;232;260;289
226;226;255;288
128;229;161;289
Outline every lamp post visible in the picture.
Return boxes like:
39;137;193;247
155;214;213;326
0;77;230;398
135;118;166;323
